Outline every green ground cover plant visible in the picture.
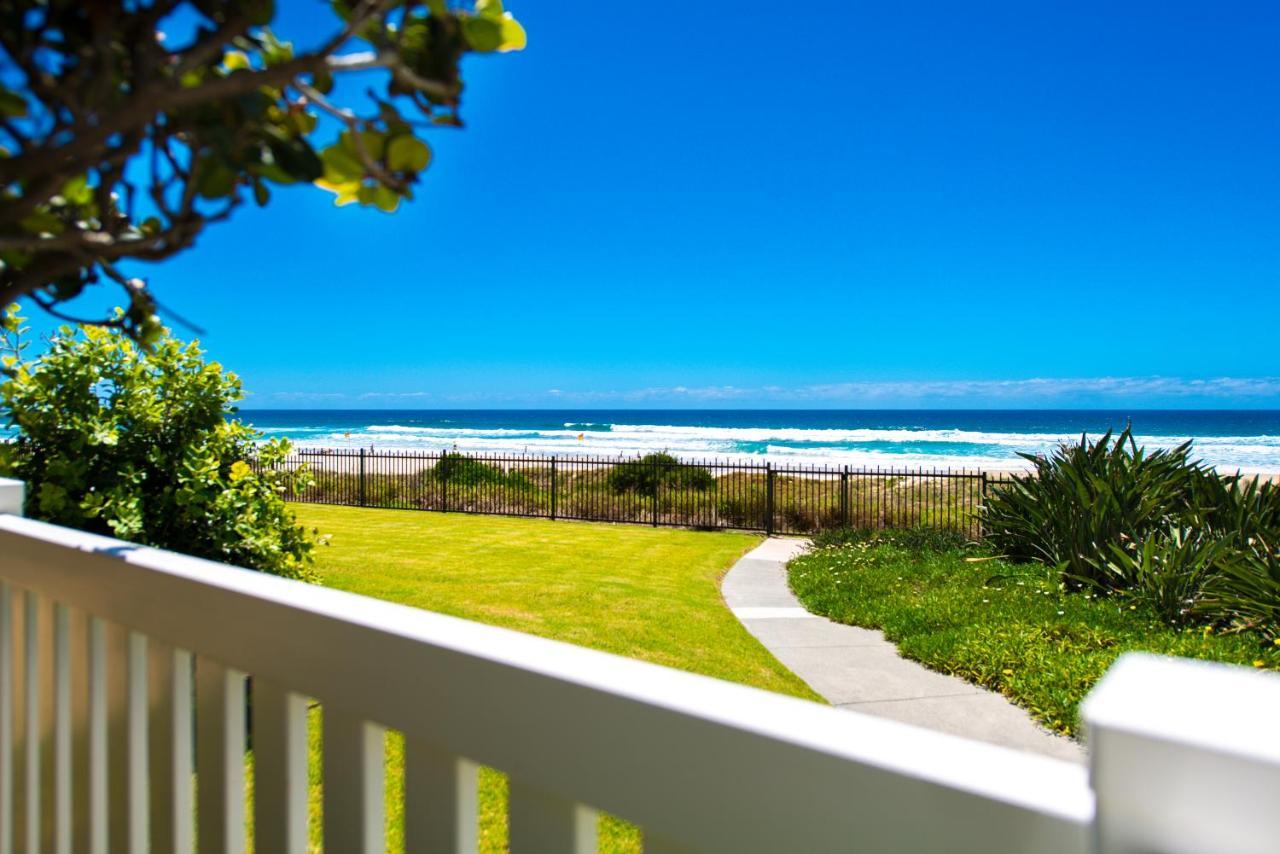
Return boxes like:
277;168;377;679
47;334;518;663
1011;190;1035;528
285;506;818;853
982;429;1280;637
788;532;1280;738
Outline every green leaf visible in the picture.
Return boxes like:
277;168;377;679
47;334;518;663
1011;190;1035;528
61;175;93;206
243;0;275;26
320;144;364;182
385;136;431;172
196;160;237;199
371;184;401;213
311;67;335;95
253;180;270;206
476;0;505;20
339;129;386;161
462;16;503;51
265;132;323;182
19;210;64;235
0;88;27;118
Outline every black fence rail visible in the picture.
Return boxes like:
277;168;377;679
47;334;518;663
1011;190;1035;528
259;448;1020;538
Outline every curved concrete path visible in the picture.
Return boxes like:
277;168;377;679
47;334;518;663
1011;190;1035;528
723;537;1084;762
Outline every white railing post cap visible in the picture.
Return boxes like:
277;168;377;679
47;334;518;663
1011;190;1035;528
0;477;24;516
1082;652;1280;854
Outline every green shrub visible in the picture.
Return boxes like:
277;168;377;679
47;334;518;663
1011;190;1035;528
0;306;318;579
432;452;529;487
717;493;764;528
606;453;715;496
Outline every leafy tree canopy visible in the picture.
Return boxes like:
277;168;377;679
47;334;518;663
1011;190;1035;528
0;0;525;340
1;302;320;578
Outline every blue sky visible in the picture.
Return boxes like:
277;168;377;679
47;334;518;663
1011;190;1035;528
26;1;1280;408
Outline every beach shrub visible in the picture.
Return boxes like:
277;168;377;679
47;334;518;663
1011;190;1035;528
0;306;318;579
431;452;530;488
607;453;715;496
717;494;765;528
780;504;818;533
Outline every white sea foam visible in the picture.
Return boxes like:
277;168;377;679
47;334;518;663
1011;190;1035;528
278;421;1280;472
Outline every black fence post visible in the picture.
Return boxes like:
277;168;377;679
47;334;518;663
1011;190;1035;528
765;462;775;536
358;448;367;507
550;457;557;521
439;451;448;513
840;466;849;527
651;455;660;527
978;470;988;540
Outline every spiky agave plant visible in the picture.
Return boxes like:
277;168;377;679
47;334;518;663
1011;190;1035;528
1197;534;1280;639
980;428;1207;588
1094;523;1231;625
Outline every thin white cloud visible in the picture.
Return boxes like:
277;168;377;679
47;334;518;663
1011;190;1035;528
257;377;1280;406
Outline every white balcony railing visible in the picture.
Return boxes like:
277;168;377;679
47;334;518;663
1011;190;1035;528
0;477;1277;853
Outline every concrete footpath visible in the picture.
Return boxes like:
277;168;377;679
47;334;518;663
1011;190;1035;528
723;537;1084;762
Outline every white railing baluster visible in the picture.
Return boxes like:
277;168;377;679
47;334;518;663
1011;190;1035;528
148;643;193;854
508;778;597;854
25;591;44;854
9;589;26;854
403;738;478;854
107;625;148;854
323;708;385;854
252;679;309;854
50;604;71;854
67;608;94;854
195;659;246;854
0;582;13;854
76;617;106;854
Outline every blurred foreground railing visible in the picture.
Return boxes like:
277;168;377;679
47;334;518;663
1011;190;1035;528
261;448;1020;538
3;479;1279;852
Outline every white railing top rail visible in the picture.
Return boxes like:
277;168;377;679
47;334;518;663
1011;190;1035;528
0;513;1092;853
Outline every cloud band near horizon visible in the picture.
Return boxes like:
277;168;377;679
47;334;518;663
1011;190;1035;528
252;376;1280;407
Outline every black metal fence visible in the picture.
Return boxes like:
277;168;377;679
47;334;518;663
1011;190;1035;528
261;448;1019;538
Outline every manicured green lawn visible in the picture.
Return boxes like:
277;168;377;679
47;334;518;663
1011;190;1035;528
789;535;1280;738
287;505;820;852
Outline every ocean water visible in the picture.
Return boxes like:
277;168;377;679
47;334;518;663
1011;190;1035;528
238;410;1280;472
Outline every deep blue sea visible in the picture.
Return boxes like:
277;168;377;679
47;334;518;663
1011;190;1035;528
237;410;1280;472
